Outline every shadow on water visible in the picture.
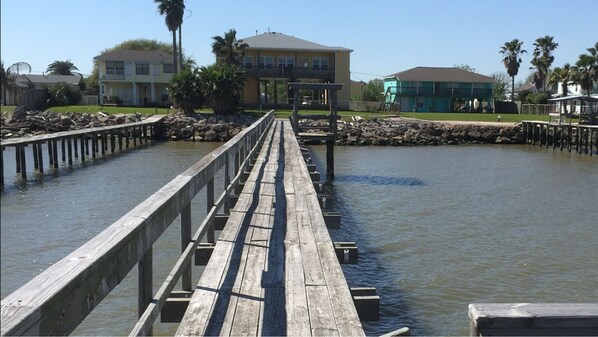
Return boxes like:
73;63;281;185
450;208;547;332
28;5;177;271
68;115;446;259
308;149;430;336
334;175;425;187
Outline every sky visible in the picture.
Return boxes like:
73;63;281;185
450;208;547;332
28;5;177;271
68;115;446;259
1;0;597;83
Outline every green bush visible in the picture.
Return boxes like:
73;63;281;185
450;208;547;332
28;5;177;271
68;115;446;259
47;82;82;106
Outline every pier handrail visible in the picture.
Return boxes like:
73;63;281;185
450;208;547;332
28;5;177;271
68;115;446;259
0;111;275;336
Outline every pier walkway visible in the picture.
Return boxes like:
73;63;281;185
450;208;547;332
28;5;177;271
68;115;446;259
175;121;363;336
1;112;364;336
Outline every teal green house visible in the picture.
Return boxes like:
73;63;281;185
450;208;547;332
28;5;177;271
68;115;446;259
384;67;494;112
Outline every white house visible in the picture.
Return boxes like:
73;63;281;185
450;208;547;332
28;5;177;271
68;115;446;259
94;50;175;106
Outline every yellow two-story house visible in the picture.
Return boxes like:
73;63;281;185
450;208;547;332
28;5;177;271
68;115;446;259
239;32;352;109
94;50;174;106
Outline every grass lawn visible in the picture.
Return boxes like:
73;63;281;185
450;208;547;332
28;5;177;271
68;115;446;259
3;105;564;123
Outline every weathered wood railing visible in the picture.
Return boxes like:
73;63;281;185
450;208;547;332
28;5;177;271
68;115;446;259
0;114;165;188
469;303;598;336
0;111;275;336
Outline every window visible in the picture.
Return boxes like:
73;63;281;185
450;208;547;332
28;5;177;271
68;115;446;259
243;56;253;68
258;56;273;69
312;58;328;71
279;57;294;69
136;63;150;75
297;58;308;69
106;61;124;75
163;63;174;73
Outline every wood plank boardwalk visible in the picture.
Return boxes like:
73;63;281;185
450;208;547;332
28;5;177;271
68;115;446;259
176;120;364;336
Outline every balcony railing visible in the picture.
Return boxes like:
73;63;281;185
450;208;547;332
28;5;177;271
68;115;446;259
394;87;493;97
101;74;126;81
242;66;335;79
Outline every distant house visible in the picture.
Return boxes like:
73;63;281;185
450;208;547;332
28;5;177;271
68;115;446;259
3;74;83;108
384;67;494;112
94;50;174;106
239;32;352;109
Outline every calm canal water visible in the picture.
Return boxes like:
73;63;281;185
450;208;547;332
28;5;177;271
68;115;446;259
1;141;597;335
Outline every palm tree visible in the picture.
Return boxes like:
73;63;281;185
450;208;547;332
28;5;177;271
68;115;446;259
573;54;595;96
499;39;527;101
585;42;598;83
530;36;558;92
155;0;184;74
46;60;79;75
211;29;248;66
547;63;573;97
547;64;573;113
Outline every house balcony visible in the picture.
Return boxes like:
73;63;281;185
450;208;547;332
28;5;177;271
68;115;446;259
101;74;126;81
242;66;335;80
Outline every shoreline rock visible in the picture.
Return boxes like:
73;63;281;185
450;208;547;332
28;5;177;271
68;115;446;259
302;118;524;146
1;110;524;146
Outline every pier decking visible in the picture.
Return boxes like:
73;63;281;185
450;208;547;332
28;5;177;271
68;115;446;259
176;121;363;336
1;112;365;336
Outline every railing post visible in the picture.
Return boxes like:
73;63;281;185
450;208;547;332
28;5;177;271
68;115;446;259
181;204;192;291
224;153;231;213
138;247;153;335
67;137;73;166
52;140;58;169
207;177;215;243
61;138;66;162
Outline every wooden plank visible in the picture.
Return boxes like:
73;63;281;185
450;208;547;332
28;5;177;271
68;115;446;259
307;286;340;336
229;240;267;336
469;303;598;335
176;241;235;336
317;241;365;336
284;242;311;336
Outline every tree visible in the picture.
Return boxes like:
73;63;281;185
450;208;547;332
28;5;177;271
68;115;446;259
585;42;598;83
547;63;573;97
530;36;558;92
168;68;203;114
491;71;509;101
47;82;82;106
360;79;384;101
211;29;248;66
199;63;244;114
499;39;527;101
572;54;595;95
46;60;79;75
155;0;184;74
454;64;477;73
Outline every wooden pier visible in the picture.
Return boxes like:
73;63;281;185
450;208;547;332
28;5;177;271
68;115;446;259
1;112;365;336
0;114;165;188
521;120;598;155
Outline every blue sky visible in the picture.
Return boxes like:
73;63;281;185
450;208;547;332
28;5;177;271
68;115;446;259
1;0;596;83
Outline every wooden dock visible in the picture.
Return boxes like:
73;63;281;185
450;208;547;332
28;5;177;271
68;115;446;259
521;120;598;155
176;121;363;336
1;112;365;336
0;114;165;188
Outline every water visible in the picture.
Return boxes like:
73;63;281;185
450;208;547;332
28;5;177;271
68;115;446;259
1;142;597;335
311;144;598;336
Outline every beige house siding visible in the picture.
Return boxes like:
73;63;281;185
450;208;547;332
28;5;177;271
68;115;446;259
94;50;174;106
240;32;352;109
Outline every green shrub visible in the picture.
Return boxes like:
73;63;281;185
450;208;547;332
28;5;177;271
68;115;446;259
47;82;82;106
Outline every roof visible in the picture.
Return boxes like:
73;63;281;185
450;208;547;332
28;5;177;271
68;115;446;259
15;74;82;88
386;67;494;83
94;50;173;62
241;32;352;52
